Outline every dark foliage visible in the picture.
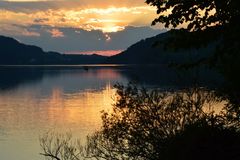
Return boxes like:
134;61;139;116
40;84;240;160
84;84;240;160
165;121;240;160
144;0;240;65
145;0;239;31
143;0;240;109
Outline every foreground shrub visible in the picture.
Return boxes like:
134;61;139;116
40;84;240;160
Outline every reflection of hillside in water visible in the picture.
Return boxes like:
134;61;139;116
0;65;223;92
0;83;115;160
119;65;223;89
0;67;44;90
0;66;127;92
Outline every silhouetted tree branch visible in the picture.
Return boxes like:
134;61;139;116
83;84;239;160
145;0;240;106
40;84;240;160
39;132;83;160
145;0;239;31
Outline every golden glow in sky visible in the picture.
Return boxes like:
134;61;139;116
0;0;157;34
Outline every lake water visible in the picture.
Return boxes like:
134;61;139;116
0;65;222;160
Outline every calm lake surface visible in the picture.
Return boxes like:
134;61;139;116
0;65;222;160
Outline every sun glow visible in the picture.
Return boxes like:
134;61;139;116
67;50;123;56
0;5;156;34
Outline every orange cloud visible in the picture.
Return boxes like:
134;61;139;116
47;29;64;37
0;5;157;34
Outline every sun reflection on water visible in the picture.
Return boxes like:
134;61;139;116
0;80;116;160
43;83;115;134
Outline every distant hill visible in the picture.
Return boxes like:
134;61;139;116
0;31;217;65
0;35;106;65
107;30;216;65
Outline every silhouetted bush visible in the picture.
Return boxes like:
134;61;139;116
165;121;240;160
40;84;240;160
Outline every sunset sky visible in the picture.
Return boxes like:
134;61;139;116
0;0;165;55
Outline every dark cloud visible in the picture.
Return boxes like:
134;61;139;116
10;25;165;53
33;18;49;23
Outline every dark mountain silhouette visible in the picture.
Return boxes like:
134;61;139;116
1;31;217;65
0;35;106;65
107;30;216;64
